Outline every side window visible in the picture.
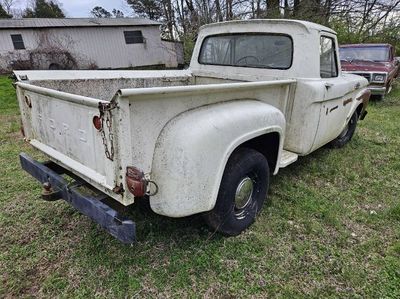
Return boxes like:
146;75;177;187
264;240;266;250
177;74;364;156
11;34;25;50
124;31;144;44
320;36;338;78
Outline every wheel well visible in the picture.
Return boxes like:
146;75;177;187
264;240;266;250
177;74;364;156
239;132;280;172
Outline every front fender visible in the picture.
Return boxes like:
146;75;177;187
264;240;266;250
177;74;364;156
355;88;370;119
150;100;285;217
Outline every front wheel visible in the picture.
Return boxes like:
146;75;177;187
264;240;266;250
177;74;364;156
203;147;270;236
329;111;358;148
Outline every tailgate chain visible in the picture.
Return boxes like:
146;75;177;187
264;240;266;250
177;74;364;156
99;102;117;161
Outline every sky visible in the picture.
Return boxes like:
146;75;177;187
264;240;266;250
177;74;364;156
13;0;133;18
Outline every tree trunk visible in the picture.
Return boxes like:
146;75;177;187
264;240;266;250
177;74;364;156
163;0;175;40
293;0;300;16
215;0;223;21
267;0;280;18
226;0;233;20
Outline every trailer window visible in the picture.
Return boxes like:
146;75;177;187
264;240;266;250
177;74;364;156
320;36;338;78
124;31;144;44
11;34;25;50
199;34;293;69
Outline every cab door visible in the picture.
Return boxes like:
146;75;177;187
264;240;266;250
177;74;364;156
312;34;357;149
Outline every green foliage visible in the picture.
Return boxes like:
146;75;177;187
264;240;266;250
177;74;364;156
23;0;65;18
90;6;125;18
331;19;400;54
0;4;11;18
181;34;196;65
90;6;112;18
112;9;125;18
126;0;163;20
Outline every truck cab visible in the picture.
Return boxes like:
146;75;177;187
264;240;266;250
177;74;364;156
190;20;370;154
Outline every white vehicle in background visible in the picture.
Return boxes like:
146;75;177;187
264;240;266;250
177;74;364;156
15;19;370;243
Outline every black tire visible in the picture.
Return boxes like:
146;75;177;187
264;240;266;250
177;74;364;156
203;147;270;236
372;94;384;101
329;111;358;148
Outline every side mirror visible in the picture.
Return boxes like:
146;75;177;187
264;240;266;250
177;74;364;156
396;57;400;65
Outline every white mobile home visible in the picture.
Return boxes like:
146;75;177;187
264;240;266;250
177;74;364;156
0;18;183;72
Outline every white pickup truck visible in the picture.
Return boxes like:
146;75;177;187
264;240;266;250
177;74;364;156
15;20;370;243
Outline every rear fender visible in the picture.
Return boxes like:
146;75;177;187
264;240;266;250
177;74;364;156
150;100;285;217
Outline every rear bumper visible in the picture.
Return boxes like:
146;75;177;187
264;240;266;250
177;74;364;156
19;153;136;244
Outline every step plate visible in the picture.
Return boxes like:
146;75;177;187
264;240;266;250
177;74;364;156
279;150;298;168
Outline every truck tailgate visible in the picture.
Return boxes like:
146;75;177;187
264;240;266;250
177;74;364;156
16;82;122;201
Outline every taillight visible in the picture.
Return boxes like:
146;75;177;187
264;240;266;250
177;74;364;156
92;115;102;130
126;166;147;197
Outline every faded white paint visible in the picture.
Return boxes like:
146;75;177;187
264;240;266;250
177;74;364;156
15;19;369;217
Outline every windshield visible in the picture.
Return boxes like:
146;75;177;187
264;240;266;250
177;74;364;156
199;34;293;69
339;46;390;62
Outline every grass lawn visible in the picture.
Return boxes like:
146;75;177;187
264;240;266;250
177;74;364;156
1;75;399;298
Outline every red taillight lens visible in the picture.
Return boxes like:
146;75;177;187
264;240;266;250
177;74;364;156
126;167;147;197
93;115;102;130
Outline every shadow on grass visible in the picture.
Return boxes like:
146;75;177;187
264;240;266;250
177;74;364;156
63;143;335;254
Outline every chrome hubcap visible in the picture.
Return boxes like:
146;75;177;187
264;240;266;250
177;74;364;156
234;177;254;211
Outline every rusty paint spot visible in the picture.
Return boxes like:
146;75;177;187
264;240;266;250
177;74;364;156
357;89;371;120
343;98;353;106
24;95;32;108
113;183;125;195
20;120;25;137
356;89;371;102
329;106;338;112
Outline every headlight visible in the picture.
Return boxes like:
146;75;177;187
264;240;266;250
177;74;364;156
372;74;386;83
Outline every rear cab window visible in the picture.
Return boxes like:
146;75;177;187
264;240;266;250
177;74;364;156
199;33;293;69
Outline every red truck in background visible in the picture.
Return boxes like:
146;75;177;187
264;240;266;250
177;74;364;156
340;43;399;99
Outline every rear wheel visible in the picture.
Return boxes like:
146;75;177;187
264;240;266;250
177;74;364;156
203;147;270;236
329;111;358;148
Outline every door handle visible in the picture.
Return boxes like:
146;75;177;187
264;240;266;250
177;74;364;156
325;83;334;89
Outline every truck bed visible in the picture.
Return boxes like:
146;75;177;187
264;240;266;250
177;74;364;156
14;70;194;100
14;70;296;206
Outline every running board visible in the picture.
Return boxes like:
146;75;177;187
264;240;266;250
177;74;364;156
279;150;298;168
